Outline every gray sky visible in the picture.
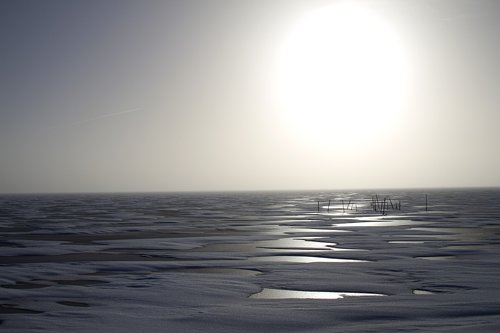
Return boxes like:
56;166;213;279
1;0;499;193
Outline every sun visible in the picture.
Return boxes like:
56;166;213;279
276;2;411;145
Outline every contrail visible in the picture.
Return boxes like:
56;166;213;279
36;107;143;135
72;107;142;126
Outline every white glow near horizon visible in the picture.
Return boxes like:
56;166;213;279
277;3;411;144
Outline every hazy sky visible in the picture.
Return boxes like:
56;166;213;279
1;0;500;193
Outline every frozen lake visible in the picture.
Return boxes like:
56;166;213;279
1;189;500;332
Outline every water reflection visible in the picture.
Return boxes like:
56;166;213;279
444;244;500;250
413;289;435;295
388;241;425;244
417;256;455;261
260;237;334;250
197;237;352;253
411;227;500;242
172;268;260;276
249;256;368;263
283;228;351;234
334;220;428;228
250;288;385;299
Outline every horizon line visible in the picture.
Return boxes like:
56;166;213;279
2;185;500;196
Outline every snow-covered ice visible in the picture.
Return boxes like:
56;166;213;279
1;189;500;332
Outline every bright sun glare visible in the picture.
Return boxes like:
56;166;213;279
277;3;411;145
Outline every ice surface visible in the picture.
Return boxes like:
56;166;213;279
1;189;500;332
